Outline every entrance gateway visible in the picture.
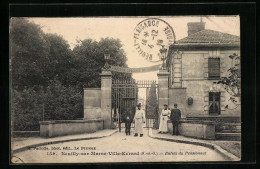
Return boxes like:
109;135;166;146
111;79;158;131
84;67;169;131
106;68;169;131
84;17;175;131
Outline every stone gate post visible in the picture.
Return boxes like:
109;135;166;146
157;69;170;114
100;70;112;129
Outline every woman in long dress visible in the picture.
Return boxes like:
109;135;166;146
134;103;146;137
159;104;171;133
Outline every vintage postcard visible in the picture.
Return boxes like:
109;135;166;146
10;16;241;163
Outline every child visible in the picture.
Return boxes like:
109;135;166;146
125;115;131;136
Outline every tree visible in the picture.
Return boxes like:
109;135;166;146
10;19;82;131
10;19;132;131
72;38;132;90
12;80;83;131
10;19;74;90
217;53;241;107
12;88;44;131
10;18;50;90
42;80;83;120
43;33;74;86
146;82;158;128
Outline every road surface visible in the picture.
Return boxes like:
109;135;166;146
13;129;226;163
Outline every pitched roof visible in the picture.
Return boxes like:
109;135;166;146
176;29;240;44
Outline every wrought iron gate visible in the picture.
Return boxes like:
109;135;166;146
111;79;158;132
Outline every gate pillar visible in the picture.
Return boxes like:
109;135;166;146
157;69;170;114
100;70;112;129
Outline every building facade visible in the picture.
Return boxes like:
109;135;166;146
166;21;240;119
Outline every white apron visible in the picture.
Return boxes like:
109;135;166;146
159;109;170;132
134;109;145;134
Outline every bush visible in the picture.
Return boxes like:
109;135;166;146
12;88;44;131
43;80;83;120
12;81;83;131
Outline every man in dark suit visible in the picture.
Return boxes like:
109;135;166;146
170;104;181;135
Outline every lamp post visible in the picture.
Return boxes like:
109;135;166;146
103;53;110;70
160;45;168;70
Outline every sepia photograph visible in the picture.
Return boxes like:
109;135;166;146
10;16;241;163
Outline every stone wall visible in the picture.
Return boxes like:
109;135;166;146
182;51;205;79
39;119;104;138
84;88;101;119
157;70;170;114
83;71;112;129
167;120;215;139
100;71;112;129
169;50;241;117
183;80;240;116
169;88;186;117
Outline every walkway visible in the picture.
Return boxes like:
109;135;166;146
12;129;227;163
12;129;117;153
149;129;240;161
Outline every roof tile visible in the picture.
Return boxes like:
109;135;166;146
177;29;240;44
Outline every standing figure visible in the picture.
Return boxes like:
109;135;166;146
124;106;134;136
134;103;146;137
158;104;171;133
170;104;182;135
125;115;132;136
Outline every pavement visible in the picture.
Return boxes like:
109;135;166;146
12;128;227;163
11;128;240;163
148;128;240;161
11;129;118;154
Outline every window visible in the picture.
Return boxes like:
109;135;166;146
209;92;220;115
208;58;220;79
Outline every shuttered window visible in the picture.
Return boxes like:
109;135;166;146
208;58;220;79
209;92;220;115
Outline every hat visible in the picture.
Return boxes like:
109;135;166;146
164;104;168;106
174;103;178;107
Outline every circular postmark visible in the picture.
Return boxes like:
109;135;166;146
133;18;176;62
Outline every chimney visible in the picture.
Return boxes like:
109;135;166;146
187;21;206;36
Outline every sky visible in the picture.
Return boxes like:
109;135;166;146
29;16;240;83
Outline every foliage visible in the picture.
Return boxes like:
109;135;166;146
146;82;158;118
217;53;241;105
10;18;131;131
10;19;74;91
43;33;74;86
12;80;83;131
72;38;132;89
42;80;83;121
12;88;44;131
10;18;50;90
